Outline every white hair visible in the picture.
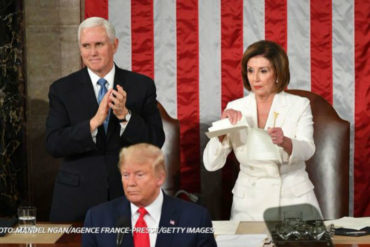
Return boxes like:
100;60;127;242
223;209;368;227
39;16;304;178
78;17;116;43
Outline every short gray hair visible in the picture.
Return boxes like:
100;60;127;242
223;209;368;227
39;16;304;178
78;17;116;43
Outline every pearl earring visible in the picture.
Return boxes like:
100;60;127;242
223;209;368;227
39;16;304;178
275;79;279;84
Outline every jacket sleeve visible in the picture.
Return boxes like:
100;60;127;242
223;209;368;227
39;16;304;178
45;84;97;158
120;80;165;148
196;208;217;247
203;100;237;171
203;135;233;172
82;209;98;247
284;99;316;164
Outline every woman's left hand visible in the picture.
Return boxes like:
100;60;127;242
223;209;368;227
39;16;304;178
267;127;284;146
268;127;292;155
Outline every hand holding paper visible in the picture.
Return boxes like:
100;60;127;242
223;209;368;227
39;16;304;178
221;109;242;125
206;117;248;139
267;127;284;145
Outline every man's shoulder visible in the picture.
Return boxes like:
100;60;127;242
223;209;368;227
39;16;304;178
89;196;127;214
115;66;154;84
50;68;87;89
84;197;129;227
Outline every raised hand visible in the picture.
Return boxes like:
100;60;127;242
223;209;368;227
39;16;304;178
267;127;292;155
217;109;242;142
221;109;242;125
109;84;129;120
267;127;284;145
90;88;113;131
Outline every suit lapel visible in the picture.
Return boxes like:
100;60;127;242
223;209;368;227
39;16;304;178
246;93;258;128
117;198;134;247
78;68;100;118
106;66;128;141
113;65;128;89
264;92;289;130
155;194;178;246
78;68;109;140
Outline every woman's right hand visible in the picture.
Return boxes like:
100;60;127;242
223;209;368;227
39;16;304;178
221;109;242;124
218;109;242;142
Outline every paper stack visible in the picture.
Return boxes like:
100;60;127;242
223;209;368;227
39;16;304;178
205;117;248;138
325;217;370;230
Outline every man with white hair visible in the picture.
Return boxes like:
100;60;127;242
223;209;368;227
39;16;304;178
83;143;217;247
46;17;165;222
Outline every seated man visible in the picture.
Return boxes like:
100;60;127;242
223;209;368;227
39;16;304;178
83;143;217;247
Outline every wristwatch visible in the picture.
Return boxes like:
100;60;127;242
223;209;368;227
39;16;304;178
118;110;131;123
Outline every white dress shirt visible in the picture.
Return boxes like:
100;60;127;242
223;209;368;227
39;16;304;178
87;66;130;142
130;190;163;247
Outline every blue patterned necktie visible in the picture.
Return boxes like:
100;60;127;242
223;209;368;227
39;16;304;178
97;78;109;132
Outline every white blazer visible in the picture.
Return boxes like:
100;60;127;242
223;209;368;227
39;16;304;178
203;91;321;220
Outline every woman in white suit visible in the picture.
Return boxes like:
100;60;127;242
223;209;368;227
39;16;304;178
203;40;321;221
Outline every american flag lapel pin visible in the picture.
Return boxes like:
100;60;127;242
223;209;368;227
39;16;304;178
170;220;175;225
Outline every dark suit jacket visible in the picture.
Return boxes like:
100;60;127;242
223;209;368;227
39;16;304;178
82;193;217;247
46;66;165;222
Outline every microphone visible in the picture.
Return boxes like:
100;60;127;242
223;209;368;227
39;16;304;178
116;216;130;247
174;189;199;203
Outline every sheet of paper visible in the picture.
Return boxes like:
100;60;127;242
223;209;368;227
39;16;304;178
216;234;268;247
245;128;281;162
206;117;248;138
212;220;240;235
325;217;370;230
206;126;248;138
208;117;248;132
206;117;281;162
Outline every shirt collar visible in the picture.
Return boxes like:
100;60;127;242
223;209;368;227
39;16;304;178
87;66;115;89
130;190;164;223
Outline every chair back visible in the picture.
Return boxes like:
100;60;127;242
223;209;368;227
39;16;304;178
287;89;350;219
157;102;181;196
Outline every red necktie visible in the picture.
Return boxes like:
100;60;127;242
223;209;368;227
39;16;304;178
134;207;150;247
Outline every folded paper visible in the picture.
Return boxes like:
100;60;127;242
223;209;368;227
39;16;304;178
206;117;248;138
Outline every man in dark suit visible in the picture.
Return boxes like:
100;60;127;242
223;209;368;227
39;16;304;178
46;17;165;222
83;143;217;247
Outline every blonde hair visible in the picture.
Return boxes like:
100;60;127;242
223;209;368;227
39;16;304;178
118;143;166;176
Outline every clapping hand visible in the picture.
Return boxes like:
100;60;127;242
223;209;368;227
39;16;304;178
109;85;129;120
90;88;113;131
